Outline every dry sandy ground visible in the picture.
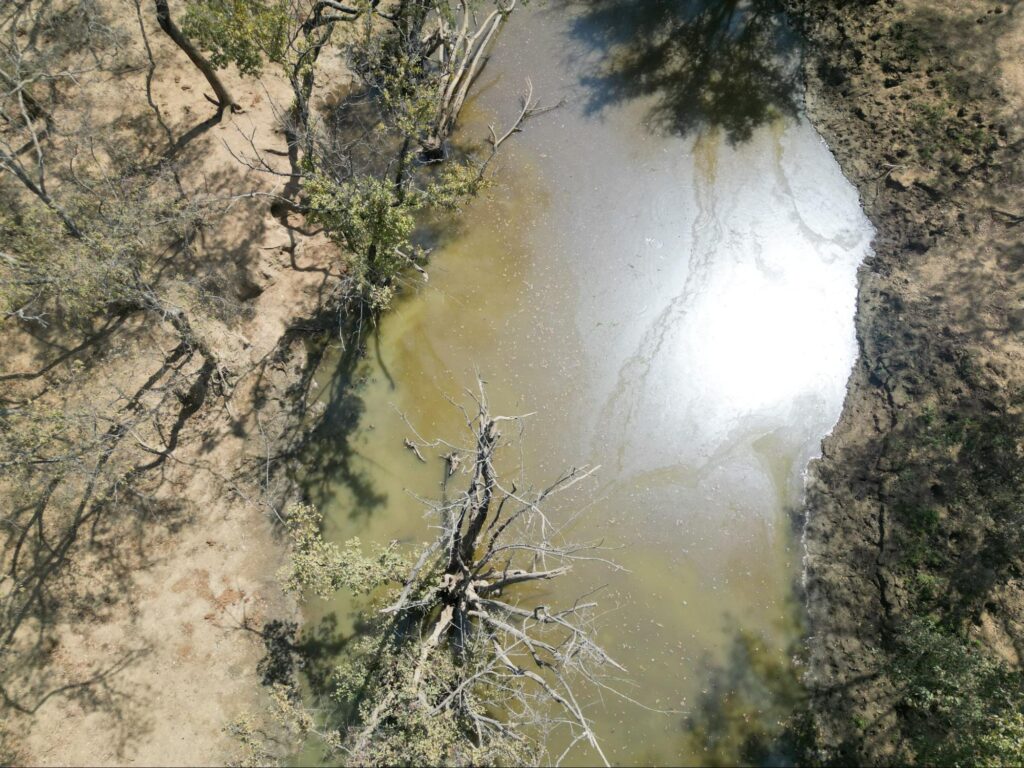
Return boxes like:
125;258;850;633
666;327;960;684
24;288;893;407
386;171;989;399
1;5;352;765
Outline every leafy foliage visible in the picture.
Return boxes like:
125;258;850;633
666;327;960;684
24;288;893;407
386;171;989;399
302;172;417;309
302;165;480;309
893;617;1024;768
331;631;524;767
279;503;407;597
0;169;198;326
173;0;507;314
426;161;487;211
182;0;290;76
350;32;440;145
304;175;413;262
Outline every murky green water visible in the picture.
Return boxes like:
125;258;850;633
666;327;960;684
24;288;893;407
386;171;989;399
304;1;873;764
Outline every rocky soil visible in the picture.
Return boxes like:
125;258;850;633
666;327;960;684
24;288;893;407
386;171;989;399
785;0;1024;761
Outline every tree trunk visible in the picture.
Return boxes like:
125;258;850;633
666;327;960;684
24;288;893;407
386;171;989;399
153;0;236;113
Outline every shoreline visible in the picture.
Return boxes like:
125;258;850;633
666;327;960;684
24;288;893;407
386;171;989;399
787;0;1024;761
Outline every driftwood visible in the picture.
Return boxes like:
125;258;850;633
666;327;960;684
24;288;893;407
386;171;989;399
416;0;517;158
374;380;622;765
403;437;427;462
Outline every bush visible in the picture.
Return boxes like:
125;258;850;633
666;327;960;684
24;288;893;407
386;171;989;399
893;617;1024;767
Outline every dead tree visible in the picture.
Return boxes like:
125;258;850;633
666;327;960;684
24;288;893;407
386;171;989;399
278;0;519;164
418;0;517;158
338;382;622;765
474;77;561;183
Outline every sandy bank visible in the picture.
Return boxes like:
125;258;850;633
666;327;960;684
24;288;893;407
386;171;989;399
0;10;351;764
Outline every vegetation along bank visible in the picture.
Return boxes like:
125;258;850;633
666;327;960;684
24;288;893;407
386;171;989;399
787;0;1024;763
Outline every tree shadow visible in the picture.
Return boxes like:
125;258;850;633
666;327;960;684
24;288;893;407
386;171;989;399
162;110;225;162
0;333;208;747
0;492;192;756
296;318;389;522
683;605;808;767
319;86;405;182
880;2;1020;105
884;389;1024;625
684;620;896;765
254;612;377;698
248;608;393;768
799;304;1024;759
0;313;129;401
562;0;802;143
229;295;390;527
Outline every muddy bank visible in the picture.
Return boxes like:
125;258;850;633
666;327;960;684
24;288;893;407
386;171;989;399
784;0;1024;762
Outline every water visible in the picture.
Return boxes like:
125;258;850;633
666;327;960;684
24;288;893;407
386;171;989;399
304;1;873;764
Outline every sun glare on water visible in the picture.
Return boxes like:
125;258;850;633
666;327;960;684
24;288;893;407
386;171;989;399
690;254;855;416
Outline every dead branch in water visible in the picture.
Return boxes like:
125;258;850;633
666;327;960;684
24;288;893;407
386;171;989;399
474;77;564;182
283;380;621;765
419;0;518;159
359;379;619;765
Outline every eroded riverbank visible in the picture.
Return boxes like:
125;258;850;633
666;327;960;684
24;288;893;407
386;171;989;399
787;0;1024;762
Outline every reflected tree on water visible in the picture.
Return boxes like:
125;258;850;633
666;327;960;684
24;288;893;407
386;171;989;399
684;625;809;766
569;0;801;142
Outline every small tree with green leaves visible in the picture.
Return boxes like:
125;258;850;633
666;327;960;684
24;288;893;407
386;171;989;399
181;0;290;77
892;616;1024;767
177;0;534;312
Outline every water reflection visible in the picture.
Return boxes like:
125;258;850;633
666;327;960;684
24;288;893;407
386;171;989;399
684;622;808;767
303;1;873;764
598;122;871;476
301;326;389;521
566;0;801;141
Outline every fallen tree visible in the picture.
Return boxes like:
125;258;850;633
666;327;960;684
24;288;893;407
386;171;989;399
277;381;621;766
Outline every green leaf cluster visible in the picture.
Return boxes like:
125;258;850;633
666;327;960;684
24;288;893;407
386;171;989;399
301;163;483;310
426;161;486;211
893;616;1024;767
182;0;290;76
353;39;440;144
1;170;196;326
303;173;414;264
0;202;132;324
302;172;419;309
279;503;407;598
333;635;516;767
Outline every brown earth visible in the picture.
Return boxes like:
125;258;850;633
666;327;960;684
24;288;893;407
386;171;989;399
5;1;1022;765
784;0;1024;762
1;7;353;766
